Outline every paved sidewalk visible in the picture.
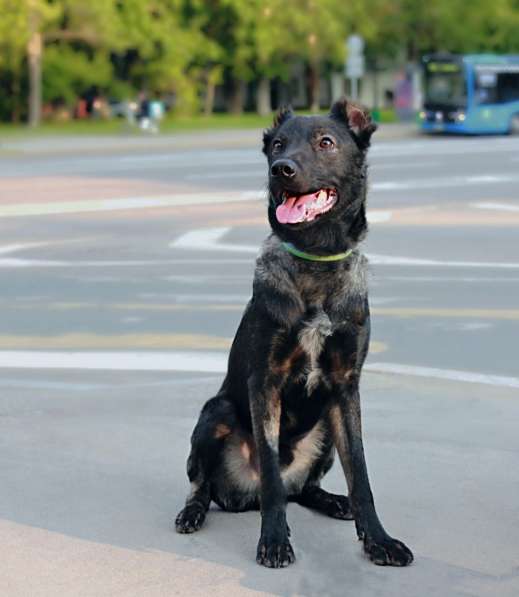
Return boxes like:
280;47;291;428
1;369;518;597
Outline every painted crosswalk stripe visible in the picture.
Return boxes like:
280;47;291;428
0;351;517;389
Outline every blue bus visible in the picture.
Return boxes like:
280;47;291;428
419;54;519;134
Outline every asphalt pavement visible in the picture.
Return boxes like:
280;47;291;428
1;124;518;596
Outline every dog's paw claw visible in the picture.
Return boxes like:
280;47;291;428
256;538;295;568
364;535;413;566
175;505;206;534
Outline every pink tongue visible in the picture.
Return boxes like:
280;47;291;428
276;192;317;224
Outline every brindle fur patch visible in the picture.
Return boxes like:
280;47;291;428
214;423;231;439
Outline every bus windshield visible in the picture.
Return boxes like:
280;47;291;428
424;62;467;108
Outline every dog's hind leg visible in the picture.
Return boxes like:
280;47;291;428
292;445;354;520
295;486;353;520
175;395;235;534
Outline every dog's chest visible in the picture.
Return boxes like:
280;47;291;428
295;309;332;392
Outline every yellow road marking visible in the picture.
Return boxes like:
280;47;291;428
0;333;387;354
5;301;519;320
369;341;387;354
0;333;231;350
32;303;519;320
5;302;242;312
372;307;519;320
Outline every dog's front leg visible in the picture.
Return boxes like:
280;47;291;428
329;380;413;566
249;371;295;568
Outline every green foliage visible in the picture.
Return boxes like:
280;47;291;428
1;0;519;122
42;46;112;105
123;0;220;113
368;0;519;59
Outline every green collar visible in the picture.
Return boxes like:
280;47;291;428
282;242;353;262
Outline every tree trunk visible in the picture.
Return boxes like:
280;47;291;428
373;62;379;109
204;78;216;116
11;70;21;123
256;76;271;116
228;78;246;115
307;63;320;113
27;8;42;127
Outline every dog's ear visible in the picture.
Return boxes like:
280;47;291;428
262;106;293;155
330;98;377;149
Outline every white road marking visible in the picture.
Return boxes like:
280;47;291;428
457;322;493;331
0;351;226;373
365;362;519;390
0;257;252;268
163;274;250;283
0;240;128;268
0;375;221;391
371;174;516;192
1;166;516;218
185;170;263;180
170;227;258;254
1;350;517;389
370;138;519;158
0;243;46;255
0;258;69;268
379;275;519;283
367;255;519;268
183;161;441;180
0;191;265;219
171;227;519;269
366;210;392;223
0;238;253;269
473;202;519;212
0;150;263;177
0;191;392;221
162;293;251;303
370;161;439;170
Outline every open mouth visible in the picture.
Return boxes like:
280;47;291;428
275;188;338;225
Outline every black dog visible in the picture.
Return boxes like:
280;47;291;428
175;98;413;569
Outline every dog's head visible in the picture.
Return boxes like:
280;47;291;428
263;98;376;253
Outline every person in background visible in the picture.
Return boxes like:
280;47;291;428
136;91;163;133
137;91;152;131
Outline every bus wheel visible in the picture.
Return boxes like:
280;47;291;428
510;115;519;135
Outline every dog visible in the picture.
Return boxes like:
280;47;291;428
175;98;413;569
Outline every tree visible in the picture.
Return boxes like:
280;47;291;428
2;0;519;123
0;1;60;124
103;0;219;114
368;0;519;60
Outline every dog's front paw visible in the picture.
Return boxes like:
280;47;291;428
326;494;354;520
363;534;413;566
256;535;296;568
175;504;206;534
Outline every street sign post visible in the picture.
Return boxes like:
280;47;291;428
345;34;365;101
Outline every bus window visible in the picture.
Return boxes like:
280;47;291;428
475;69;519;105
498;72;519;103
475;72;498;105
424;64;466;108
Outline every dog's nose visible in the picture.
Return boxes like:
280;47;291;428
271;159;297;179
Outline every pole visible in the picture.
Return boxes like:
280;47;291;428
27;3;42;127
351;78;358;101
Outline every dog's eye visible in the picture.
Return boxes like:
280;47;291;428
319;137;334;149
272;139;283;152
